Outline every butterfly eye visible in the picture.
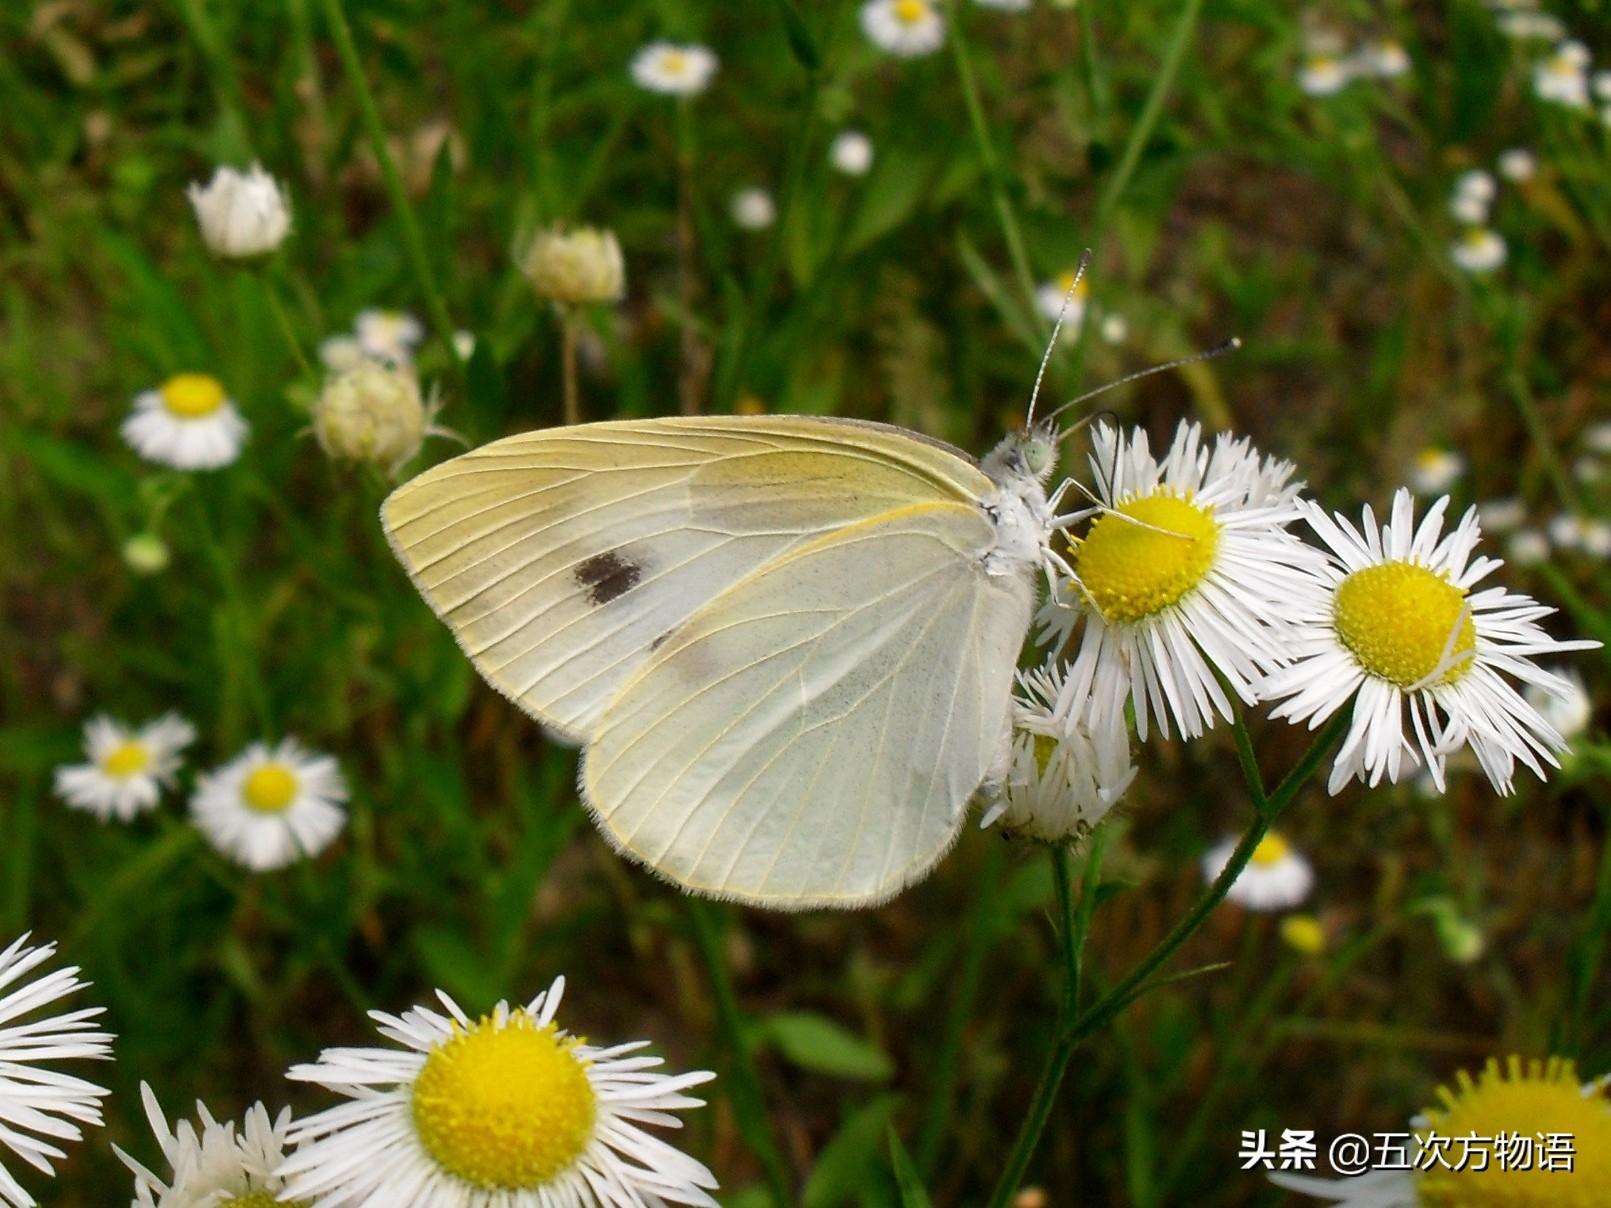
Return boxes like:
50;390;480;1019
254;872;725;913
1022;436;1054;477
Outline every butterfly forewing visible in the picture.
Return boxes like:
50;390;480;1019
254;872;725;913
381;416;994;743
581;501;1034;909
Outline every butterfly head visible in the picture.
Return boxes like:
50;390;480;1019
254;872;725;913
982;421;1060;489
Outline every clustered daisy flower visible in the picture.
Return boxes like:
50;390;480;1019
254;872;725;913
1259;491;1599;795
190;738;349;871
0;935;112;1208
122;373;249;470
52;713;195;822
518;225;626;306
279;977;719;1206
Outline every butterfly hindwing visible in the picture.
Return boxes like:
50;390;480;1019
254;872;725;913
581;501;1034;909
380;416;994;743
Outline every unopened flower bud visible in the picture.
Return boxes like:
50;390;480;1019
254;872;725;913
123;532;171;575
187;164;292;259
518;227;625;306
313;362;428;474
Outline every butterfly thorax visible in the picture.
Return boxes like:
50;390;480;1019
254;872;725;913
979;429;1056;578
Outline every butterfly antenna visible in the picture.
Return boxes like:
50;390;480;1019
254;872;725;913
1040;337;1243;427
1025;249;1091;427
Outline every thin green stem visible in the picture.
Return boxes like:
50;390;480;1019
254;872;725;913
559;308;580;426
916;840;1004;1173
318;0;464;378
687;900;796;1208
175;0;252;157
193;491;274;737
1069;827;1110;1011
262;273;316;383
948;1;1038;316
984;712;1347;1205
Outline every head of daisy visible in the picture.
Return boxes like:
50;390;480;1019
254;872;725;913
893;0;934;23
411;1008;597;1190
1415;1056;1611;1207
1054;269;1091;299
100;736;151;779
159;373;228;420
1249;832;1290;867
1333;560;1475;689
1074;487;1220;624
242;761;300;813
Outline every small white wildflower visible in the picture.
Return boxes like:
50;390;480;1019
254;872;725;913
313;361;445;476
829;129;875;176
1355;39;1410;79
629;41;718;96
730;187;777;231
1202;832;1314;912
1497;148;1537;181
861;0;946;58
1548;513;1585;550
1476;497;1526;532
1534;42;1591;108
1587;421;1611;454
122;373;249;470
318;335;367;373
355;309;425;365
1099;313;1128;345
1298;55;1353;96
187;164;291;259
1407;447;1466;496
1506;528;1550;564
517;226;626;306
1451;227;1506;272
190;738;348;871
53;714;195;823
116;1083;297;1208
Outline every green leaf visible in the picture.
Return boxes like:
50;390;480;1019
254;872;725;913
844;149;932;255
802;1095;900;1208
8;429;137;508
886;1128;934;1208
760;1011;895;1082
767;0;820;72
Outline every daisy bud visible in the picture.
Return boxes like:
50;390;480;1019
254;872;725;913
122;532;171;575
518;226;626;307
313;362;429;474
186;164;292;259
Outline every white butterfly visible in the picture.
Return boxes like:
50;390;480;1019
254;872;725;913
382;413;1070;909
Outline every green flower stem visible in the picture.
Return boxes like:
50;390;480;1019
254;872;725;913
175;0;251;157
559;307;581;426
262;271;317;384
687;899;796;1208
318;0;464;379
947;1;1038;317
984;710;1347;1206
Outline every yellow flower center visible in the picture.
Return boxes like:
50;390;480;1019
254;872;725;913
894;0;930;24
222;1195;305;1208
1462;228;1494;248
242;763;298;813
1418;1056;1611;1208
159;373;227;419
1031;733;1058;776
1308;55;1338;73
100;740;151;778
412;1010;597;1190
1333;561;1475;688
1074;493;1220;624
1054;271;1091;298
1279;914;1326;956
1250;833;1290;867
661;49;688;75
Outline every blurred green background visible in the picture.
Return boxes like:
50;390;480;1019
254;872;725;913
2;0;1608;1203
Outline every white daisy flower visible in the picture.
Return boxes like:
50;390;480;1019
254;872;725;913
1099;313;1128;345
53;713;195;823
278;977;719;1208
1298;55;1353;96
1587;420;1611;454
1037;421;1321;741
453;330;476;360
116;1083;296;1208
829;129;875;176
629;41;718;96
1449;191;1490;225
981;663;1136;843
1202;831;1314;911
1548;513;1585;549
1258;490;1601;795
730;187;777;231
1497;147;1537;181
0;934;113;1208
1506;528;1549;565
122;374;249;470
1580;518;1611;557
1496;11;1565;41
1534;43;1591;108
355;309;425;365
318;334;367;373
1454;169;1497;205
1407;447;1466;496
1354;39;1410;79
1525;667;1592;743
1273;1055;1611;1205
190;738;348;871
1451;227;1506;272
187;164;291;259
1476;497;1526;532
1034;269;1089;339
861;0;946;58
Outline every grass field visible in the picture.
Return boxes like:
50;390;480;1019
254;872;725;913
3;1;1610;1204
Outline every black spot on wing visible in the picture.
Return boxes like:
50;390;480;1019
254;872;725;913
574;550;643;605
